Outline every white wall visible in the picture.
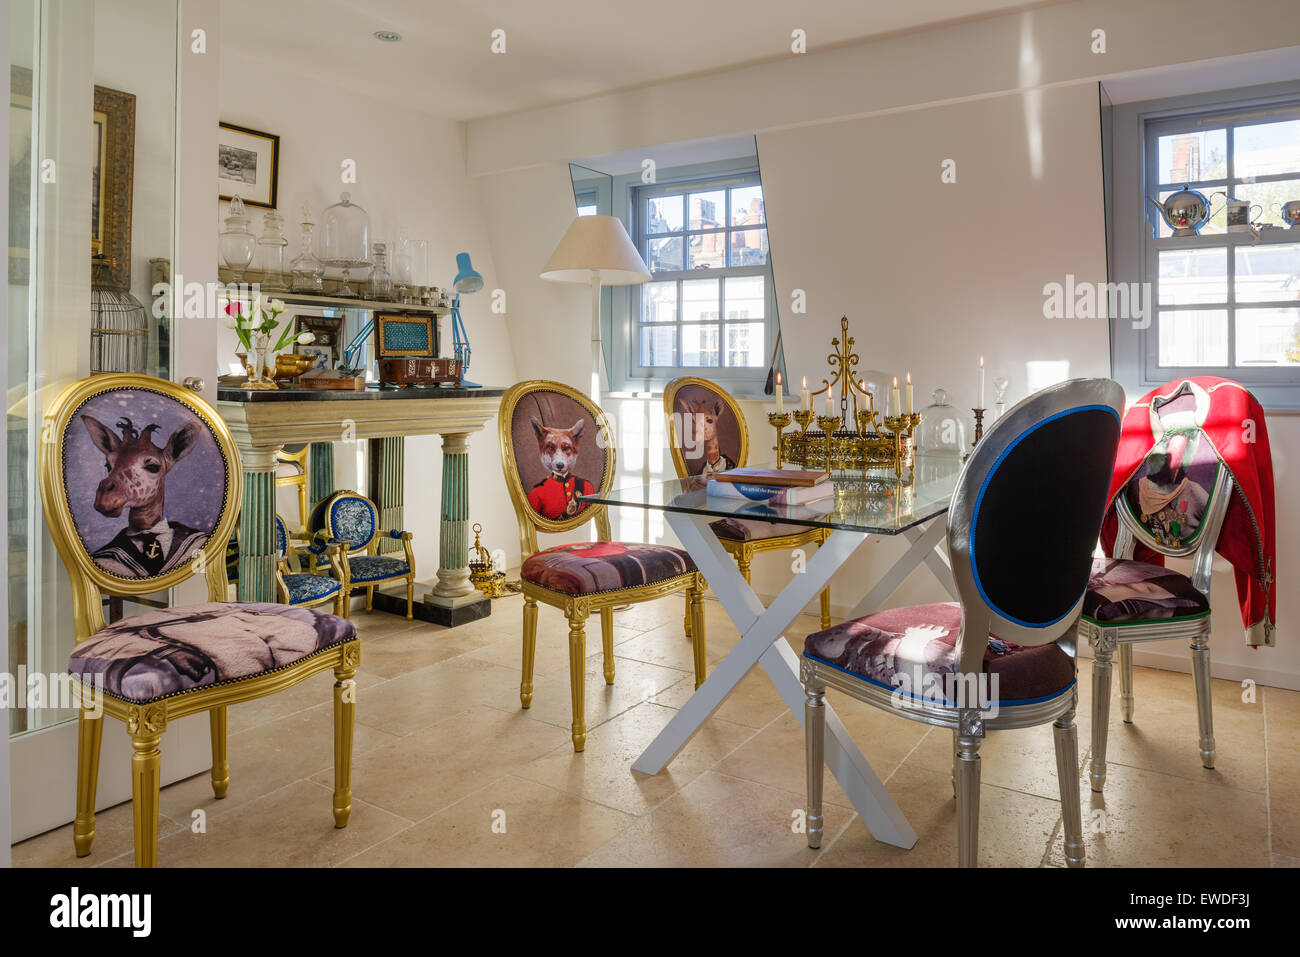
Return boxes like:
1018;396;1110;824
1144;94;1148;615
219;49;519;577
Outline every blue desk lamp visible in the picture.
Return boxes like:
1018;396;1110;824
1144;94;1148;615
451;252;483;388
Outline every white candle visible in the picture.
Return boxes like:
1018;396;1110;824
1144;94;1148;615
801;376;810;412
775;372;784;413
892;376;900;417
906;371;913;414
824;386;833;415
979;356;985;410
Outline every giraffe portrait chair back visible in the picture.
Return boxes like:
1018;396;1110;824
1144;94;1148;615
664;376;832;630
801;378;1123;866
308;489;416;619
38;373;360;867
1079;379;1236;793
500;379;708;751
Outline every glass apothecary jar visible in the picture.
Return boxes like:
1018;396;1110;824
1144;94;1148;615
316;191;371;297
219;195;256;283
257;209;288;292
367;241;393;301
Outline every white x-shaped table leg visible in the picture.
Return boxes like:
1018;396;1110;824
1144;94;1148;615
630;510;954;849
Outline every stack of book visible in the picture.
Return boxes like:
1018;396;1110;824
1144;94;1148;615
705;468;834;505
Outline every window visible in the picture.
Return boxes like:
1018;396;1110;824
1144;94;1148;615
630;171;777;383
1142;103;1300;381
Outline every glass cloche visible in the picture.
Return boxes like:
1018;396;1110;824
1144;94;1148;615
918;388;969;455
315;191;371;297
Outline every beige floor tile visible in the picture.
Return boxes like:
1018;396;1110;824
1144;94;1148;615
225;667;388;734
815;764;1062;867
652;668;789;729
312;705;570;821
341;774;632;867
1272;853;1300;867
577;770;853;867
467;617;617;679
514;701;757;815
514;654;690;736
357;620;503;679
1051;762;1269;867
11;799;183;868
353;656;525;737
614;622;713;673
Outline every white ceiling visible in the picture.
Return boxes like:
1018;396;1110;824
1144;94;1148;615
222;0;1063;121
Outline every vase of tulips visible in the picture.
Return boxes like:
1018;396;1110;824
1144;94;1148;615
224;295;314;389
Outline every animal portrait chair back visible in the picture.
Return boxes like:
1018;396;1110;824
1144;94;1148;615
39;373;361;867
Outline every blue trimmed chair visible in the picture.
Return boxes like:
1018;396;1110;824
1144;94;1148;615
801;378;1124;867
308;490;416;619
273;514;346;616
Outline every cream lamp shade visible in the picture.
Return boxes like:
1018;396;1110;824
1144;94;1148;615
540;215;650;284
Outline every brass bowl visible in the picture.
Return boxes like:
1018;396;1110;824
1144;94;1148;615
272;353;316;382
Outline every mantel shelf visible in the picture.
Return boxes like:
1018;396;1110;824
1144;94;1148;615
216;267;450;315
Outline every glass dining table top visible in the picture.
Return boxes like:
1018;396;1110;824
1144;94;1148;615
582;453;965;536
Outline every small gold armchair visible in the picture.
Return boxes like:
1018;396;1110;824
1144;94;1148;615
664;376;831;630
272;513;347;616
39;374;360;867
274;443;310;534
308;489;416;619
500;380;708;752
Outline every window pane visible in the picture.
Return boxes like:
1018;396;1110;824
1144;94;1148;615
577;204;598;217
687;190;725;229
728;228;768;266
1157;129;1227;183
1234;119;1300;180
681;279;719;322
724;276;764;319
1157;310;1228;366
643;281;677;322
646;195;683;234
686;232;726;270
725;322;765;368
1152;187;1227;237
1236;178;1300;228
1235;243;1300;302
1157;247;1227;305
682;324;719;367
639;325;677;367
646;235;683;272
730;185;764;226
1236;307;1300;366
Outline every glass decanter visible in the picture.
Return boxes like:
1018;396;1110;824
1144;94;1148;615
316;191;370;298
992;374;1010;421
256;209;288;292
219;195;256;284
367;241;393;301
289;202;324;294
392;232;413;302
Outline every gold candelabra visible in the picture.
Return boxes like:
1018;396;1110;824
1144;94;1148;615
770;316;921;479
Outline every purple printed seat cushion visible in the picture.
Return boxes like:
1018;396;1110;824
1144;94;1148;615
709;518;819;542
521;541;695;595
1083;557;1210;624
69;602;356;703
803;602;1075;704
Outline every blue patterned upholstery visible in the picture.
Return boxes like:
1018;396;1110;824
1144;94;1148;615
274;515;289;558
347;555;410;583
328;496;377;550
283;572;342;604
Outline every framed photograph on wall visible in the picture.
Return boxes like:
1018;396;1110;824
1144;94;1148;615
218;121;279;209
93;85;137;290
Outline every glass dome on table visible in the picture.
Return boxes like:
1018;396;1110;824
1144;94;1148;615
315;191;371;297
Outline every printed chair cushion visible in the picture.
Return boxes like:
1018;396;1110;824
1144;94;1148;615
710;517;817;542
522;541;696;595
69;602;356;703
1083;557;1210;624
803;602;1075;705
284;573;341;604
347;554;410;583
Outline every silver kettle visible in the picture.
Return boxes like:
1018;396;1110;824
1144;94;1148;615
1147;185;1224;237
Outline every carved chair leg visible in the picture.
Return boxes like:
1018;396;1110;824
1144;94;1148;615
804;680;826;849
1191;632;1216;769
74;709;104;858
406;577;414;620
955;727;982;868
689;582;707;689
1089;636;1115;793
819;586;832;631
333;657;358;827
737;554;752;583
600;606;615;685
1118;642;1135;723
683;594;692;639
1054;703;1085;867
365;586;374;613
296;480;308;535
209;706;230;799
131;729;163;868
567;612;589;752
521;597;538;708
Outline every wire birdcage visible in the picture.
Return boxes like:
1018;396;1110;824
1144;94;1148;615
90;256;148;374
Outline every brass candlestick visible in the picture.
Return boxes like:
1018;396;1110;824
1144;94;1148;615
816;414;840;467
883;413;920;479
793;409;815;433
768;412;792;467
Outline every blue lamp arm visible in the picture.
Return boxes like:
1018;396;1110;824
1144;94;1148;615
342;315;377;369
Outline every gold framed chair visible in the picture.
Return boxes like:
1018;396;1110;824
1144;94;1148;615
272;513;347;616
275;443;310;534
500;380;708;752
664;376;831;630
308;489;416;619
38;373;360;867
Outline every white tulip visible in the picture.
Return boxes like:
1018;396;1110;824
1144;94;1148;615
296;331;316;344
267;298;286;314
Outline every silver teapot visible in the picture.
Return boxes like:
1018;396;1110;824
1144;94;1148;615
1147;185;1224;237
1277;200;1300;228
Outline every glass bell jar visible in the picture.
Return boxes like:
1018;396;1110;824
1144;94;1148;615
219;195;257;284
918;388;970;480
316;191;371;297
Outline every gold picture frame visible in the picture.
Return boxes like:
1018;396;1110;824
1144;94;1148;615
93;84;137;289
374;313;435;358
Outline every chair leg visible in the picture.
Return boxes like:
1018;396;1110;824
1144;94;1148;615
333;658;357;827
689;583;707;689
296;480;308;535
955;728;982;868
804;679;826;849
131;729;163;868
1118;642;1135;723
600;606;615;685
683;594;692;639
951;728;959;800
819;586;831;631
1089;636;1115;793
737;554;751;583
521;597;538;708
365;586;373;613
73;709;104;858
567;612;588;751
406;577;414;620
1053;703;1085;867
209;706;229;799
1191;632;1216;769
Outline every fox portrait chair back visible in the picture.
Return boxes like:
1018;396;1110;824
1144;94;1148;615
38;373;360;867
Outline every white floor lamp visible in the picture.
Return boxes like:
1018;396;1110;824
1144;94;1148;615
541;215;650;401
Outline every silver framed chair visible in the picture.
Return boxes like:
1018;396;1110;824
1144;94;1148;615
801;378;1124;867
1079;379;1235;792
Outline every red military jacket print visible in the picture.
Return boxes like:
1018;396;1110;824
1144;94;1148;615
528;473;595;521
